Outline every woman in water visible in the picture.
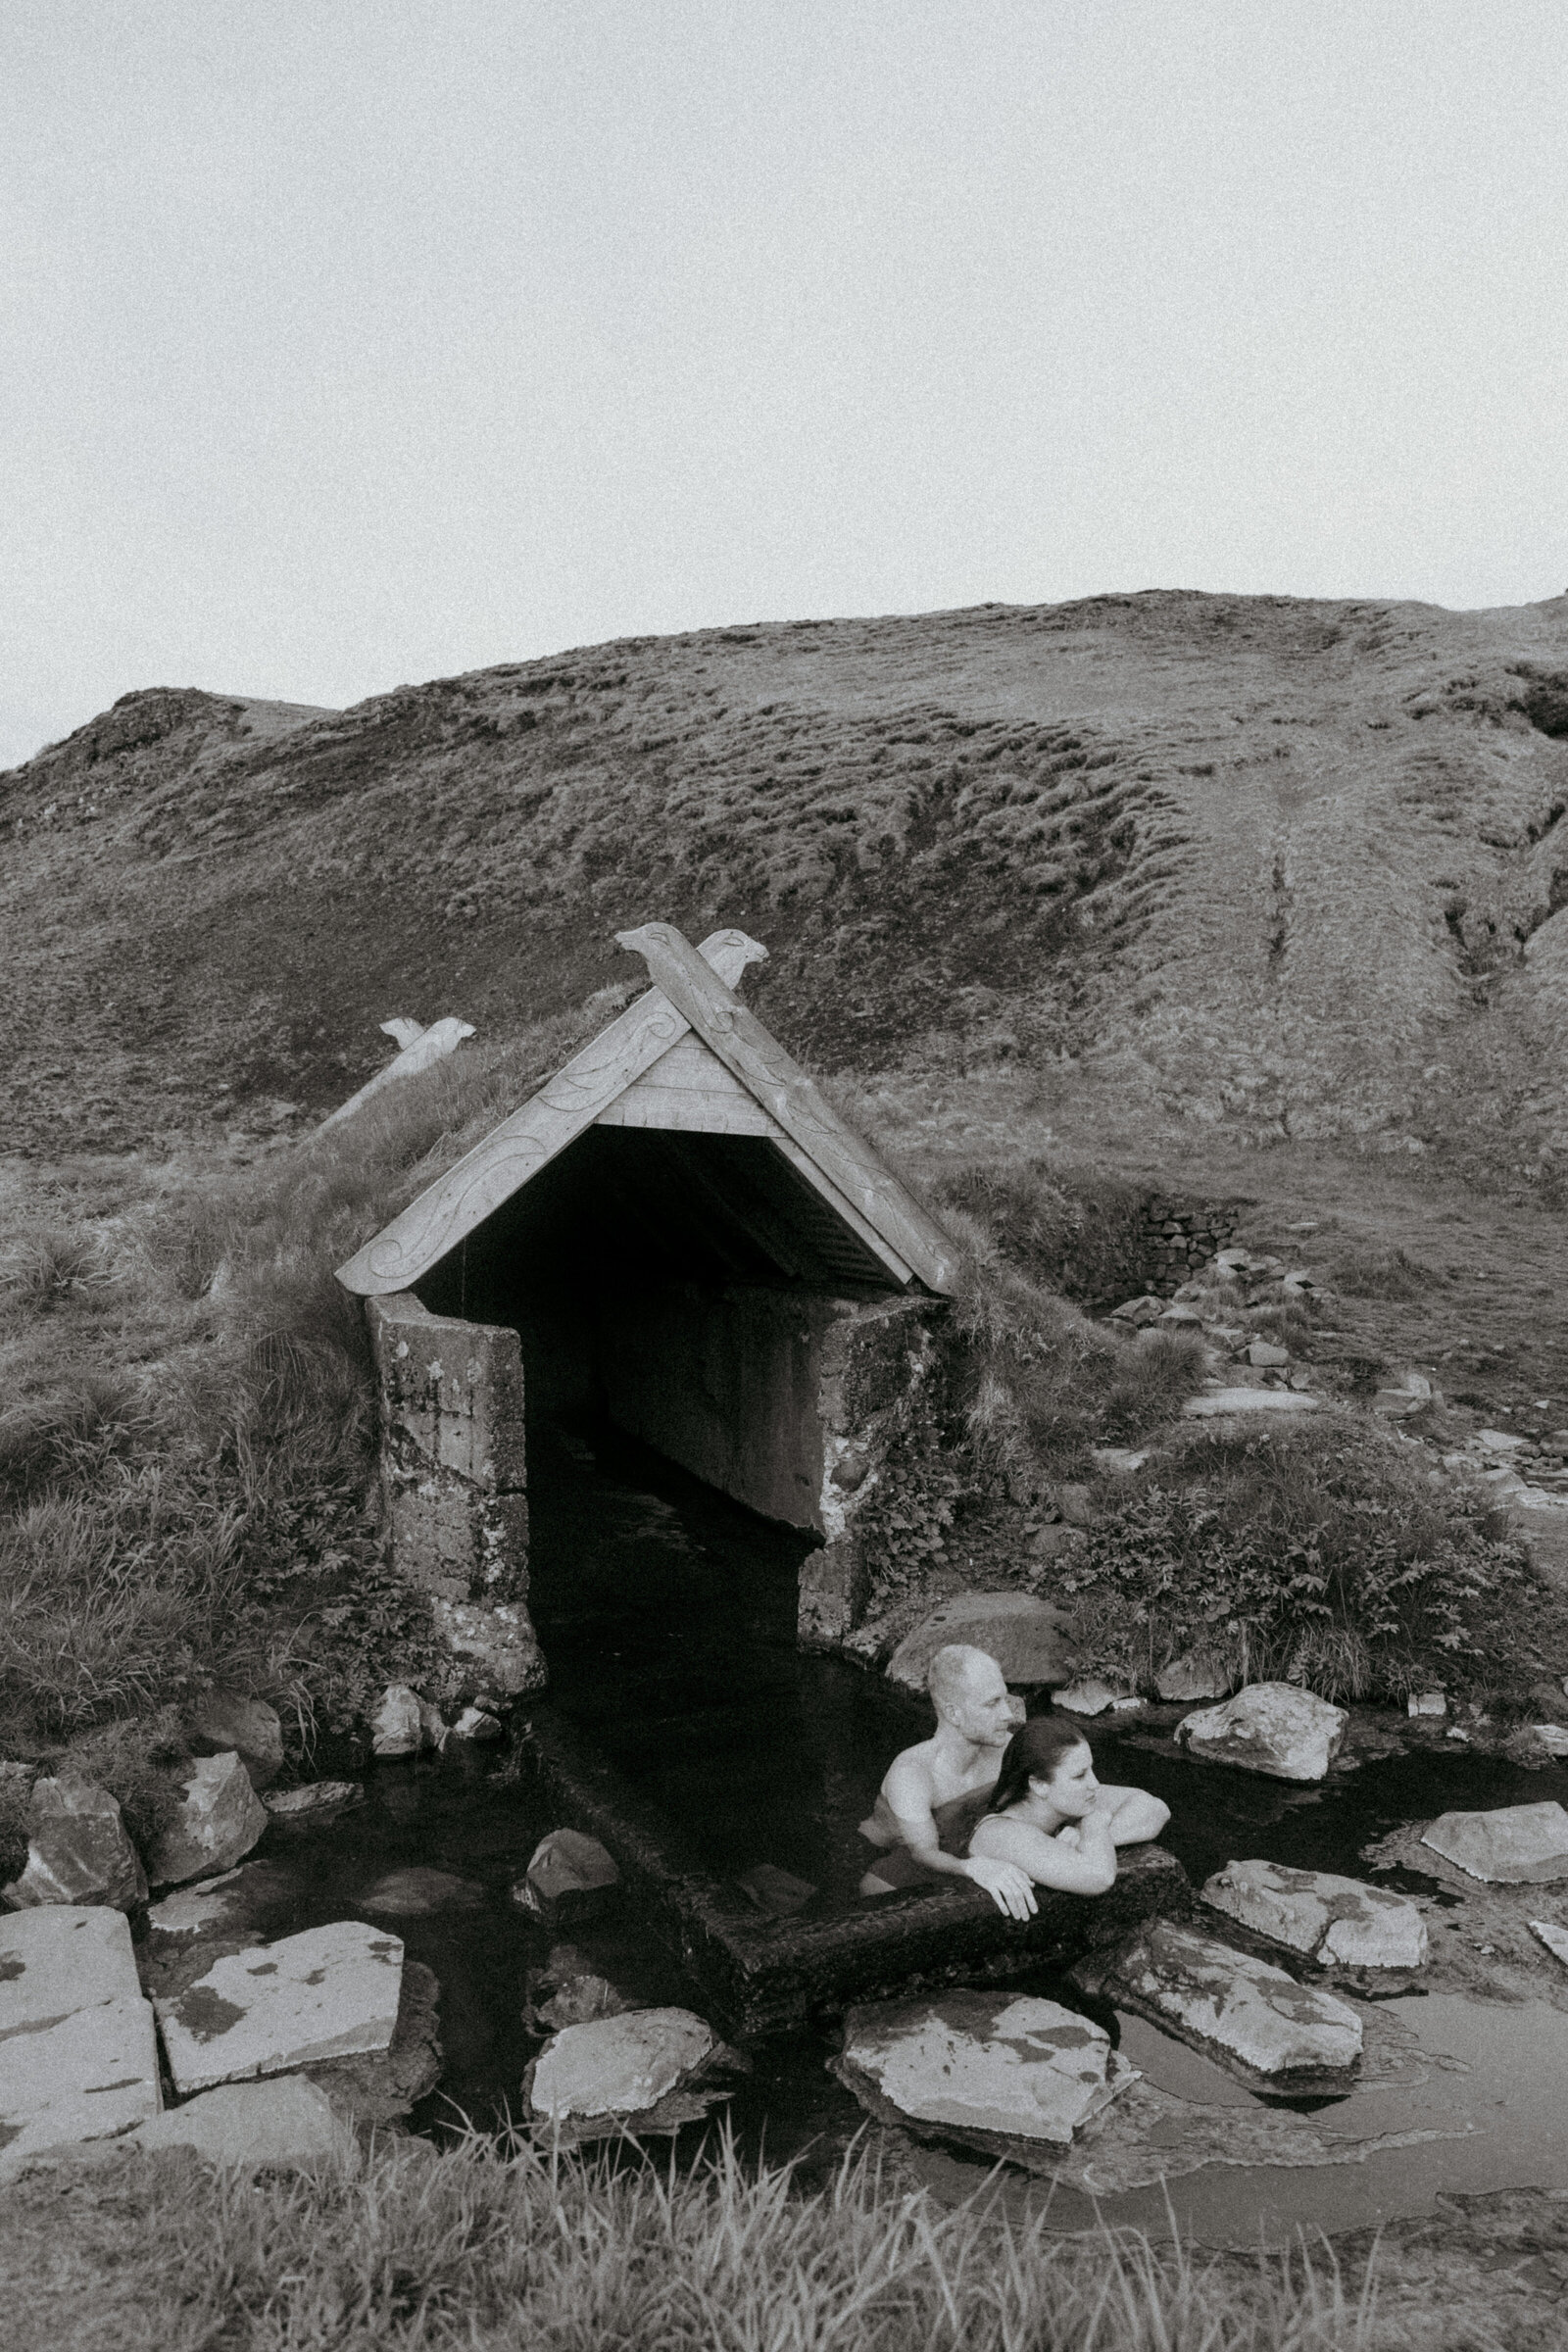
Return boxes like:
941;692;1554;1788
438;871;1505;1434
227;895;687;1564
964;1715;1170;1895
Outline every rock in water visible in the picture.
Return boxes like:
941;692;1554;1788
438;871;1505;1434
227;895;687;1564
360;1868;484;1917
451;1705;503;1741
1175;1683;1348;1782
1054;1679;1123;1716
527;2008;715;2123
1200;1860;1428;1967
155;1921;404;2094
146;1751;270;1886
837;1992;1136;2147
1080;1920;1362;2086
524;1829;620;1902
371;1685;424;1758
1421;1803;1568;1885
2;1777;148;1912
0;1904;142;2032
187;1691;285;1789
263;1781;365;1826
885;1592;1079;1693
124;2076;357;2170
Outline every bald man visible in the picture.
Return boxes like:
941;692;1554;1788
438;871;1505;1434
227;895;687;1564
858;1643;1037;1919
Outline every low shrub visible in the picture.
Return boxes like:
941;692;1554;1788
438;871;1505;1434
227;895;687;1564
1056;1413;1560;1705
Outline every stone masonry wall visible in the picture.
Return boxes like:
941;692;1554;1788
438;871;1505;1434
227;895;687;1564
1140;1197;1247;1296
366;1292;530;1605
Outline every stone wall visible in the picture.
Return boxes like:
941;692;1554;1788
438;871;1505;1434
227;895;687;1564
366;1292;530;1605
1140;1197;1247;1295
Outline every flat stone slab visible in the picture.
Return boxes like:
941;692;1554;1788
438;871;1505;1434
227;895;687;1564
1422;1803;1568;1885
838;1991;1135;2146
155;1921;404;2093
1201;1860;1428;1967
1079;1918;1363;2087
0;1996;162;2180
1185;1389;1320;1415
886;1592;1078;1694
125;2075;357;2169
146;1752;270;1887
0;1904;141;2033
1176;1682;1348;1782
1532;1921;1568;1967
528;2006;717;2124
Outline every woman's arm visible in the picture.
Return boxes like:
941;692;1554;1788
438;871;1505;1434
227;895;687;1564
968;1811;1118;1895
1091;1785;1171;1844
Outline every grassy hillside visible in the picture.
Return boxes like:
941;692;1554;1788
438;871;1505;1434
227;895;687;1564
4;592;1567;1177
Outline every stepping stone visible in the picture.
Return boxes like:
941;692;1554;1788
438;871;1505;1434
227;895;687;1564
526;2007;717;2124
837;1991;1136;2148
124;2076;356;2169
360;1868;484;1917
0;1905;141;2034
155;1921;404;2094
885;1592;1078;1694
1079;1919;1362;2086
1530;1922;1568;1968
146;1752;270;1886
2;1778;147;1912
1421;1803;1568;1885
1175;1683;1348;1782
1201;1860;1427;1967
0;1990;162;2180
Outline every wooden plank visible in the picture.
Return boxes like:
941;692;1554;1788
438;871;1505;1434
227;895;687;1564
335;930;768;1295
614;924;960;1296
768;1137;915;1287
596;1035;782;1135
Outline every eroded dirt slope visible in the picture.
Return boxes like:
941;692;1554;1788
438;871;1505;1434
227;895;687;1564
3;592;1566;1156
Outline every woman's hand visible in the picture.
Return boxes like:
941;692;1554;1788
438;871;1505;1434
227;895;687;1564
962;1855;1038;1920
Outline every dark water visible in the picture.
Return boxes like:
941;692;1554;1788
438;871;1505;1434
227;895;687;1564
247;1422;1568;2245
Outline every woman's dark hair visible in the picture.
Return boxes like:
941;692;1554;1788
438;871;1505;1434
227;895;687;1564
988;1715;1092;1816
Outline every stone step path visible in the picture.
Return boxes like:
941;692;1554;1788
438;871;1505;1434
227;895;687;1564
154;1921;405;2095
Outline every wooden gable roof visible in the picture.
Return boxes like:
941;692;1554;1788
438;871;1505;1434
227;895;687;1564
334;923;960;1298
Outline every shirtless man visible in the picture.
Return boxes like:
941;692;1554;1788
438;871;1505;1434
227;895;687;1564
858;1644;1038;1919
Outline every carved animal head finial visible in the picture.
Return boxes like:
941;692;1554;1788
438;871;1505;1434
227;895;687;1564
614;923;769;993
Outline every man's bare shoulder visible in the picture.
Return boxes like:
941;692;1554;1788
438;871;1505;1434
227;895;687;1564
881;1739;941;1806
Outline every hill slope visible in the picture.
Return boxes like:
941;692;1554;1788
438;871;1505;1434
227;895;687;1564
3;593;1566;1162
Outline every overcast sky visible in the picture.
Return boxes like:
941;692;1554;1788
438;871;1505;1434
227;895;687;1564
4;1;1565;766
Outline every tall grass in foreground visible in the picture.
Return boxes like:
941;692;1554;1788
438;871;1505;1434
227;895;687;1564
0;2131;1399;2352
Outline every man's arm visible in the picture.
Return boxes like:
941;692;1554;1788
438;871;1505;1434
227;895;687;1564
881;1755;1037;1922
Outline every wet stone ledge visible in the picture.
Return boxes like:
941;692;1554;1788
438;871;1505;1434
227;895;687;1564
513;1708;1192;2036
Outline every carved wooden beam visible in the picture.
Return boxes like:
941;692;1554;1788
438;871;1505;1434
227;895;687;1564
614;923;959;1296
335;929;767;1295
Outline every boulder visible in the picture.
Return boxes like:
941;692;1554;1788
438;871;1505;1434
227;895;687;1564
1080;1919;1362;2085
1175;1683;1348;1782
187;1691;284;1790
885;1592;1079;1694
146;1751;270;1886
1057;1484;1096;1527
0;1904;141;2032
837;1991;1135;2147
122;2075;357;2170
360;1868;484;1917
155;1920;404;2094
451;1705;503;1741
263;1780;365;1826
1154;1650;1231;1703
1184;1389;1320;1416
1406;1691;1446;1718
1054;1678;1122;1716
0;1994;163;2180
527;2006;715;2123
2;1777;147;1912
1200;1860;1428;1968
370;1685;424;1758
523;1829;621;1904
1530;1921;1568;1968
1111;1296;1165;1326
1420;1803;1568;1886
418;1701;450;1753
